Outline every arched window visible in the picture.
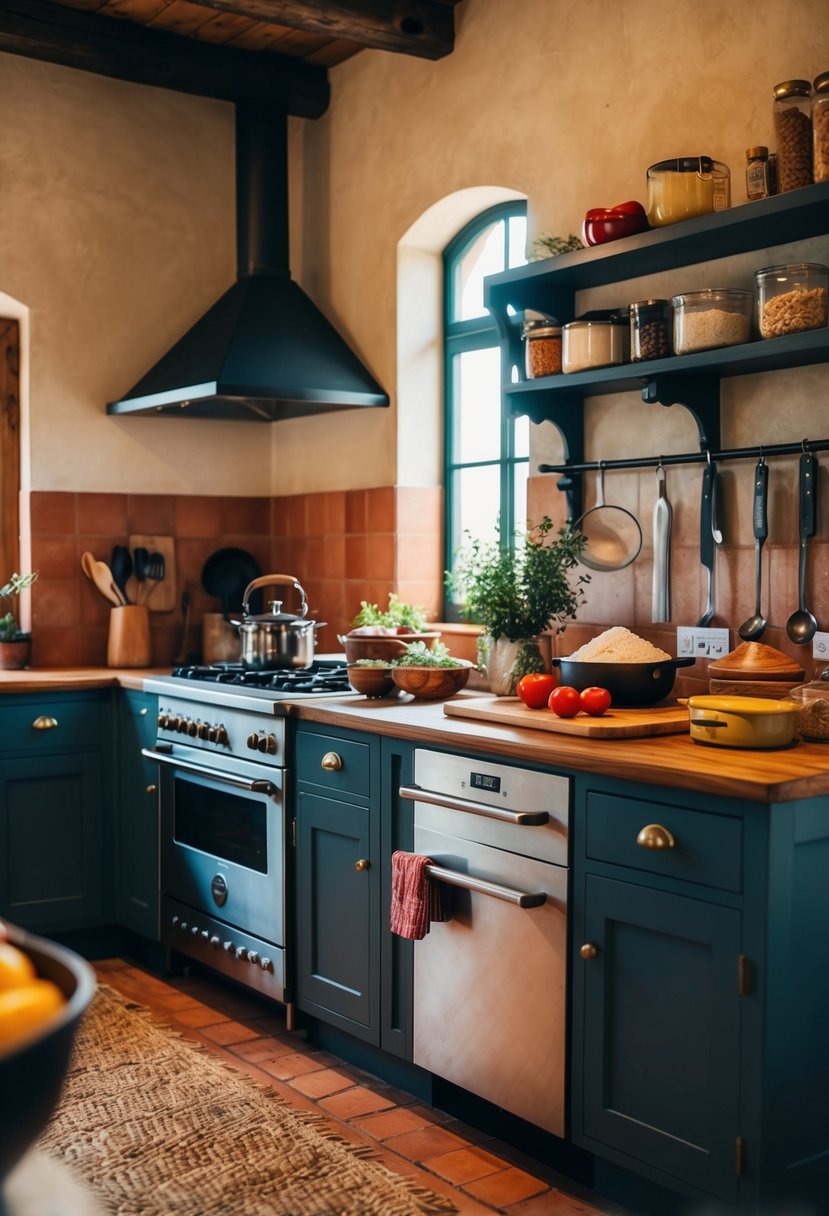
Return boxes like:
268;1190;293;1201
443;201;527;617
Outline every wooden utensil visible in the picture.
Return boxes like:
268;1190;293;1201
443;697;690;738
81;551;124;606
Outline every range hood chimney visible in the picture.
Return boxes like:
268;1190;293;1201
107;101;388;421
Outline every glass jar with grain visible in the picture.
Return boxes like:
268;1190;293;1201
522;320;562;378
812;71;829;183
755;263;829;338
671;289;754;355
773;79;813;191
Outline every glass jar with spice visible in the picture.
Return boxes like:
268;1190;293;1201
629;299;672;362
522;319;562;378
773;79;813;192
745;146;769;200
812;70;829;183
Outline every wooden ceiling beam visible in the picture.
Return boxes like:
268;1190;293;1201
183;0;455;60
0;0;330;115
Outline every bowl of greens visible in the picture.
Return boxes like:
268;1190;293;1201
390;642;472;700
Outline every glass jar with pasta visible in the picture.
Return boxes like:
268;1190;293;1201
755;263;828;339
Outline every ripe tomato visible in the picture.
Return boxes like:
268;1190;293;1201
580;686;612;717
516;673;559;710
548;685;582;718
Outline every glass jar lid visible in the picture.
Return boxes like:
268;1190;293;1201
647;156;723;176
755;262;829;280
745;146;769;158
814;71;829;94
522;322;561;339
671;288;754;306
773;79;811;98
563;319;626;331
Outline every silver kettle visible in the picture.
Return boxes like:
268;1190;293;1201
231;575;326;670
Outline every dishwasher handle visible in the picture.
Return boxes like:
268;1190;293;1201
399;784;549;826
425;863;546;909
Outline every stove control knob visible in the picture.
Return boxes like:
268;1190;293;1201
171;915;179;928
178;718;190;733
197;722;210;740
173;717;185;732
187;720;198;737
207;725;219;742
247;951;260;966
209;935;220;948
180;921;188;932
259;957;272;972
201;929;210;940
158;713;169;729
222;941;233;953
215;725;229;745
235;946;248;961
191;925;200;936
247;732;260;750
258;734;277;755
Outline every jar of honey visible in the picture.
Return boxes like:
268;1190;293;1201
646;157;731;227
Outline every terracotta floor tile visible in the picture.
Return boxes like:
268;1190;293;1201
194;1019;261;1046
172;1005;238;1029
288;1067;354;1099
227;1035;298;1063
352;1106;438;1141
317;1085;396;1119
463;1164;549;1207
257;1051;329;1080
384;1123;469;1162
426;1145;506;1185
504;1190;610;1214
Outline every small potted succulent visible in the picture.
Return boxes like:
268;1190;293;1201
0;571;38;670
447;518;588;695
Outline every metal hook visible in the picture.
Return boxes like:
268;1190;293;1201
758;445;766;467
802;438;810;453
706;449;712;465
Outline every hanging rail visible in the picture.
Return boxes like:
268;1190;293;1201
538;436;829;475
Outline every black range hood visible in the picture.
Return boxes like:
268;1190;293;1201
107;101;388;421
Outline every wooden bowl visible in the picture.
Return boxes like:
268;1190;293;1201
338;632;441;665
391;662;472;700
346;665;396;699
708;642;804;682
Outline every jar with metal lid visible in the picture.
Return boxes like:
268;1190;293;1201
773;79;812;191
646;157;731;227
522;319;562;378
745;146;769;200
629;299;672;362
812;70;829;183
671;289;754;354
755;263;829;338
561;320;628;374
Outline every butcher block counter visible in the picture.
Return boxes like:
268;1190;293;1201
0;666;168;692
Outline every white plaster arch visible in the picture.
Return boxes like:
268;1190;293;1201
395;186;525;489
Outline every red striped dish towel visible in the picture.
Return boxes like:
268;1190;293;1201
390;850;449;940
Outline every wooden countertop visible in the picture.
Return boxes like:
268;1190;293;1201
4;671;829;804
287;691;829;805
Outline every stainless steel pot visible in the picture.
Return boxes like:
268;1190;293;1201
231;575;326;669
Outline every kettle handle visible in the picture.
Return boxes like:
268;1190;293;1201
242;574;308;618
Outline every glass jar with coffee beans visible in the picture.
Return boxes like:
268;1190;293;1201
773;79;813;192
629;299;672;362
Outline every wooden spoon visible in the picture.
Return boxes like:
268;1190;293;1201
81;551;125;606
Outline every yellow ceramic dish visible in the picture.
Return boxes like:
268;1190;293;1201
688;695;798;749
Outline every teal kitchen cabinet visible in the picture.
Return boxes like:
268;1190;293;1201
294;722;414;1056
115;689;160;940
571;775;829;1214
0;692;111;932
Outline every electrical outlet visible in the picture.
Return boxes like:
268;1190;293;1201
812;631;829;660
676;626;731;658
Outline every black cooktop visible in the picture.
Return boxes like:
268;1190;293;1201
171;660;350;694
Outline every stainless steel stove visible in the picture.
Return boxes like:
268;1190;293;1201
142;659;352;1018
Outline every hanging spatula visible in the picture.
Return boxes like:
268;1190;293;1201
652;463;672;623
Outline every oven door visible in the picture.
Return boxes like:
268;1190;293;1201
147;747;285;947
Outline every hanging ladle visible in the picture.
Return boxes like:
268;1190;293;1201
738;455;769;642
786;448;818;646
574;463;643;572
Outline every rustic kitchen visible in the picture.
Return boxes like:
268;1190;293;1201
1;1;829;1214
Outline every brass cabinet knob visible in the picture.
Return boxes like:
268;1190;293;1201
355;858;370;872
580;943;599;960
145;784;157;797
636;823;676;850
321;751;343;771
32;715;58;730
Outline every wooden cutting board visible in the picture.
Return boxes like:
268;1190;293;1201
125;534;176;613
444;696;689;738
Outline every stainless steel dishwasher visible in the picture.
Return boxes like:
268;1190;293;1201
399;748;569;1137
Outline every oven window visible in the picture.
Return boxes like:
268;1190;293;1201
174;777;268;873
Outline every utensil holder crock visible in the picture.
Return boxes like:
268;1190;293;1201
107;605;151;668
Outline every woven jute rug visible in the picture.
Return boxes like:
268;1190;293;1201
37;984;457;1216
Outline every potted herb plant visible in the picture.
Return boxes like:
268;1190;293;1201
0;571;38;670
448;519;587;695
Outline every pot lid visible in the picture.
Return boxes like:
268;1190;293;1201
243;600;313;627
688;695;798;715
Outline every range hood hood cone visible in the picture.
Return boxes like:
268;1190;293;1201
107;101;388;421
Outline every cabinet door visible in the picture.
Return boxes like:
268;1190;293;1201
296;786;379;1043
0;753;103;930
116;691;160;939
576;874;741;1205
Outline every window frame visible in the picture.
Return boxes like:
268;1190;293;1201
442;200;527;620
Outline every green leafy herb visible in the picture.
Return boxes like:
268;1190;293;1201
528;233;584;261
352;593;427;632
392;641;463;669
0;571;38;642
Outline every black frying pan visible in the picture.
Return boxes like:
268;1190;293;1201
201;548;262;616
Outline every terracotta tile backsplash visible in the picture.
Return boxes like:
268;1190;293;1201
27;476;827;677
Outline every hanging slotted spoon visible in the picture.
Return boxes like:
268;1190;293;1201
738;456;769;642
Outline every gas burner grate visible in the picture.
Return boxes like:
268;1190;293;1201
171;660;351;694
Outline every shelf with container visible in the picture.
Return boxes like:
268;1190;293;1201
483;180;829;521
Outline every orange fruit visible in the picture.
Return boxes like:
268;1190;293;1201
0;979;65;1047
0;942;37;991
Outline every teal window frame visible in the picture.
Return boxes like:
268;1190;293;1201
442;200;528;620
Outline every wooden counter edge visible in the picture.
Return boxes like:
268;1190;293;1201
285;692;829;804
0;667;169;693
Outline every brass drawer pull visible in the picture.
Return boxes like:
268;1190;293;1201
321;751;343;771
355;858;370;872
580;943;599;960
636;823;676;850
145;784;157;796
32;715;59;731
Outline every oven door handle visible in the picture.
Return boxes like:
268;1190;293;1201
424;863;546;909
399;784;549;826
141;747;277;795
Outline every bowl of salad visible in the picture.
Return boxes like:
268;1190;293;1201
390;641;472;700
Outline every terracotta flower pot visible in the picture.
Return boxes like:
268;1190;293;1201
0;635;32;670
